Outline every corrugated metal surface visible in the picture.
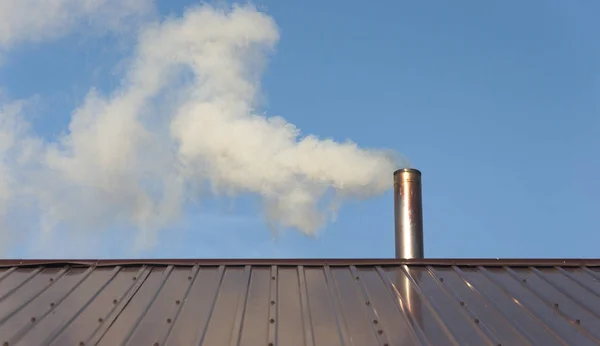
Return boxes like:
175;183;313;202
1;263;600;345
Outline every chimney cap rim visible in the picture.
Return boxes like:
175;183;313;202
393;168;421;176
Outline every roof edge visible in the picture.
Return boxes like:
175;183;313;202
1;258;600;268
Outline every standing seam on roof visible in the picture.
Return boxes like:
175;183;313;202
529;267;600;321
0;268;43;302
581;267;600;281
161;264;200;345
229;266;252;346
297;265;315;346
555;267;600;298
122;266;175;345
8;266;96;345
87;266;152;345
374;266;434;345
0;267;69;328
323;266;353;346
0;267;17;282
478;266;577;346
425;266;497;345
195;265;227;346
396;265;461;345
503;266;599;343
451;266;536;346
349;266;391;346
42;266;123;345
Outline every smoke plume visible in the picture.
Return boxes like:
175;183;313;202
0;0;153;50
0;2;406;254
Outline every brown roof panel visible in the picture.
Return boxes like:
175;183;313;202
0;262;599;345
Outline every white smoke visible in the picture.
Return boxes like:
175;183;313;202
0;2;407;254
0;0;153;49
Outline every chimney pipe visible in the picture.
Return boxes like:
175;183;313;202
394;168;424;259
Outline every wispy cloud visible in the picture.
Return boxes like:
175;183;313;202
0;2;407;256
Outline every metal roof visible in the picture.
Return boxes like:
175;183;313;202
1;260;600;345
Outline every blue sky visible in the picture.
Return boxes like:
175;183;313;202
0;0;598;259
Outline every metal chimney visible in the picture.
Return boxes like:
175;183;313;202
394;168;424;259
